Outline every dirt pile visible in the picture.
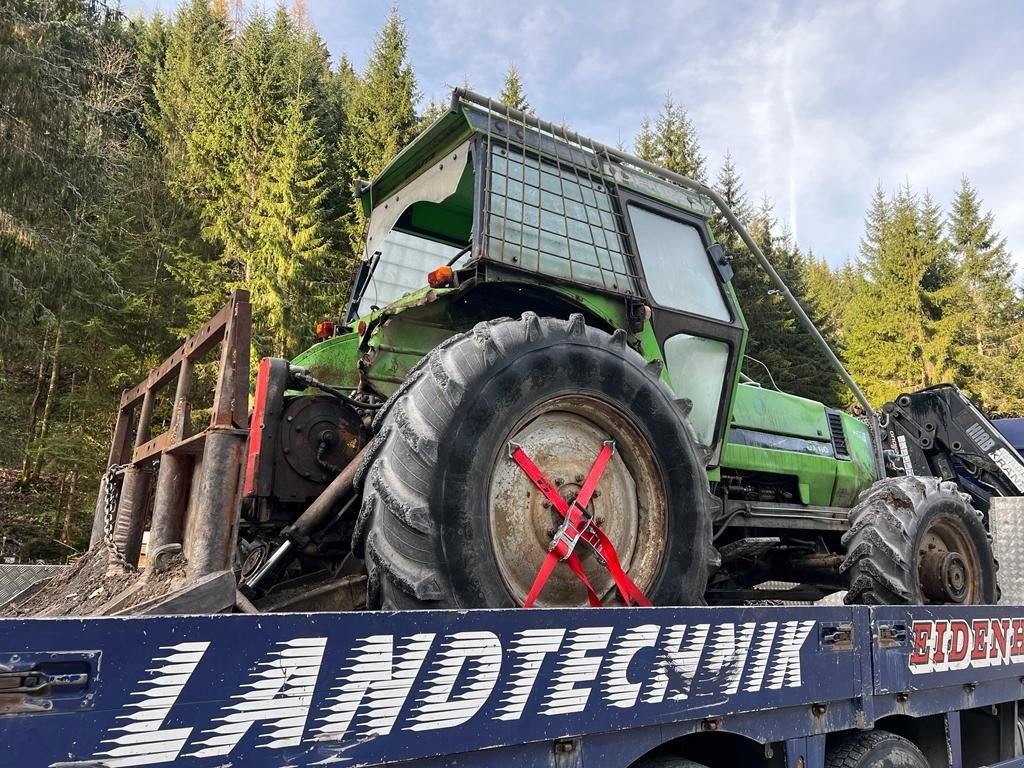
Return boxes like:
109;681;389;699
3;547;138;616
2;543;194;617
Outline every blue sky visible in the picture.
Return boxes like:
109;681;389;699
134;0;1024;269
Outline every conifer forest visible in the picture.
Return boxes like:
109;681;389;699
2;0;1022;561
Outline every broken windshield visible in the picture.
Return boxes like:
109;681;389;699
352;140;475;318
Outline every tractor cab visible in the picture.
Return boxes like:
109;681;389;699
321;92;750;466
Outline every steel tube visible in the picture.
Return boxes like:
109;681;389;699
148;453;189;555
112;464;153;566
286;446;367;542
185;429;247;580
243;447;367;593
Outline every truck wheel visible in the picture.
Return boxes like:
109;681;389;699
353;312;713;610
841;476;997;605
826;730;928;768
632;758;709;768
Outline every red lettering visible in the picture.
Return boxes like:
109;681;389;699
991;620;1009;660
933;621;948;662
948;620;970;663
1012;619;1024;657
910;622;931;665
971;620;989;660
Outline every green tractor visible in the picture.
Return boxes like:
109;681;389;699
76;90;1023;617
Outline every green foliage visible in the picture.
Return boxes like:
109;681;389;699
634;95;706;182
499;64;531;113
710;158;844;404
337;5;418;258
844;184;965;403
947;177;1024;415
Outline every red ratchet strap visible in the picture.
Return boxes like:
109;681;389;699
508;441;652;608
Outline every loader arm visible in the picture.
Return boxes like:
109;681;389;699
882;384;1024;505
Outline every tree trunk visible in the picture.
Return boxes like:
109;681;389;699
972;286;985;357
19;331;51;484
53;470;68;530
28;323;62;482
61;469;79;543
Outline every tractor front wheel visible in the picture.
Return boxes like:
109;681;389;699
353;313;714;610
841;475;998;605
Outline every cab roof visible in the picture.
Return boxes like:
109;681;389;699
356;90;714;220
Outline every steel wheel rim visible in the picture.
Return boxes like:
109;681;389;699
487;394;667;606
918;517;981;604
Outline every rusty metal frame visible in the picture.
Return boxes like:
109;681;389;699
105;291;251;468
93;291;252;574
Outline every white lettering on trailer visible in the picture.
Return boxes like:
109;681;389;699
540;626;613;716
85;641;209;768
494;628;566;721
743;622;778;692
312;633;433;740
186;637;327;757
642;623;708;704
602;624;660;709
767;621;814;689
406;631;502;731
68;620;821;767
704;622;757;695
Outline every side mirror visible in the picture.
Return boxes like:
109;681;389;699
707;242;733;282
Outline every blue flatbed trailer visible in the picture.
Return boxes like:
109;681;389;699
3;603;1024;768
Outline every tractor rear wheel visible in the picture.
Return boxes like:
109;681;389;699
841;475;998;605
353;313;713;610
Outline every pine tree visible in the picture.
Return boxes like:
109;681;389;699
253;90;333;357
154;0;237;325
710;151;750;249
338;6;419;257
947;177;1024;414
634;96;705;182
844;184;966;404
499;63;531;113
341;6;418;181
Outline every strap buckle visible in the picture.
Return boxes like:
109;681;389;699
550;502;604;564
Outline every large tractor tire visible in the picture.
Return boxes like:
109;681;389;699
353;312;714;610
841;475;998;605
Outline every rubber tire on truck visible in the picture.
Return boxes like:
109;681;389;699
632;758;709;768
352;312;714;610
841;475;998;605
825;730;928;768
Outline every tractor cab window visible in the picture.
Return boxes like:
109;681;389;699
627;205;730;321
352;141;475;319
662;334;730;445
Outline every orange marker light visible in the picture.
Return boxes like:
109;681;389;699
427;266;454;288
315;320;335;340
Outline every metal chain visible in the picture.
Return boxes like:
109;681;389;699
102;464;137;570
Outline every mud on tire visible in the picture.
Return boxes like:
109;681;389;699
353;312;715;610
840;475;998;605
